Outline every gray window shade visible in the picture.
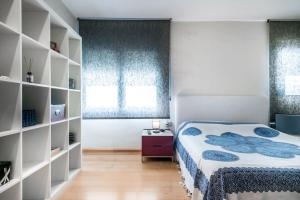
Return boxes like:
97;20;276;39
79;20;170;119
270;21;300;121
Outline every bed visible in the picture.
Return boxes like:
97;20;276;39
174;95;300;200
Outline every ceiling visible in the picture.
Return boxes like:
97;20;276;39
63;0;300;21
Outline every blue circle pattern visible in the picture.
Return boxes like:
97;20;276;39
182;127;202;136
205;132;300;159
254;127;280;138
202;150;239;162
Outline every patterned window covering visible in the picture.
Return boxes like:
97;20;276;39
79;20;170;119
269;21;300;121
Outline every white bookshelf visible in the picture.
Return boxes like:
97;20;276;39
0;0;82;199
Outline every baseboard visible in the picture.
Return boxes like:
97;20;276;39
83;147;141;152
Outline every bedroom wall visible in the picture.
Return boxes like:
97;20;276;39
170;21;269;124
83;21;269;149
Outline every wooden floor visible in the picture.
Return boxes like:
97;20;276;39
56;151;190;200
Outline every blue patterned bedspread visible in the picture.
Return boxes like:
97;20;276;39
175;122;300;200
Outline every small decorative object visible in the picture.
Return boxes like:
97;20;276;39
24;57;34;83
51;147;61;157
0;76;9;80
0;161;11;186
152;119;160;129
51;104;66;122
50;41;60;53
69;78;76;89
22;110;37;127
69;132;76;144
152;130;160;134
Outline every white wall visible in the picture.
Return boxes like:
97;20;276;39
170;21;269;123
44;0;78;31
171;21;268;97
83;21;269;149
83;119;169;149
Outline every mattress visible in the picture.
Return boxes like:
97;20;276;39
175;121;300;200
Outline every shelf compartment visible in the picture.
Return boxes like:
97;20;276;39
69;142;80;151
23;164;50;200
22;126;50;178
51;49;68;60
51;121;68;155
51;88;68;122
0;178;19;195
51;150;67;162
69;63;81;90
22;0;50;47
23;85;50;126
69;118;81;147
51;153;68;197
0;33;21;82
51;57;68;88
51;181;66;198
50;25;68;58
0;82;21;133
69;144;81;172
69;168;80;180
69;91;81;118
0;182;21;200
0;0;21;32
22;160;48;179
22;39;50;85
69;38;81;64
0;133;21;182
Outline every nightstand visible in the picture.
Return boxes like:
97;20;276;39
141;129;174;162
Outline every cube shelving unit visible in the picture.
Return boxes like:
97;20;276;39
0;0;82;199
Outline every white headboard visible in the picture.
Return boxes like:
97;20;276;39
174;95;269;130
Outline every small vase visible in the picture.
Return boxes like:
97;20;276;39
26;72;34;83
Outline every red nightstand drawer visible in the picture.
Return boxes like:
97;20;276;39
142;136;173;146
142;136;173;157
142;145;173;156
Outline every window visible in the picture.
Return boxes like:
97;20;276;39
269;21;300;121
79;20;170;119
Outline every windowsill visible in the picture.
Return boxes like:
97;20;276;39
83;117;170;120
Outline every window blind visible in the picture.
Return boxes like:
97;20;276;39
270;21;300;121
79;20;170;119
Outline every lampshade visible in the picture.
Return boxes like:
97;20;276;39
152;119;160;129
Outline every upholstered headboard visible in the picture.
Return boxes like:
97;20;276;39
174;95;269;130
